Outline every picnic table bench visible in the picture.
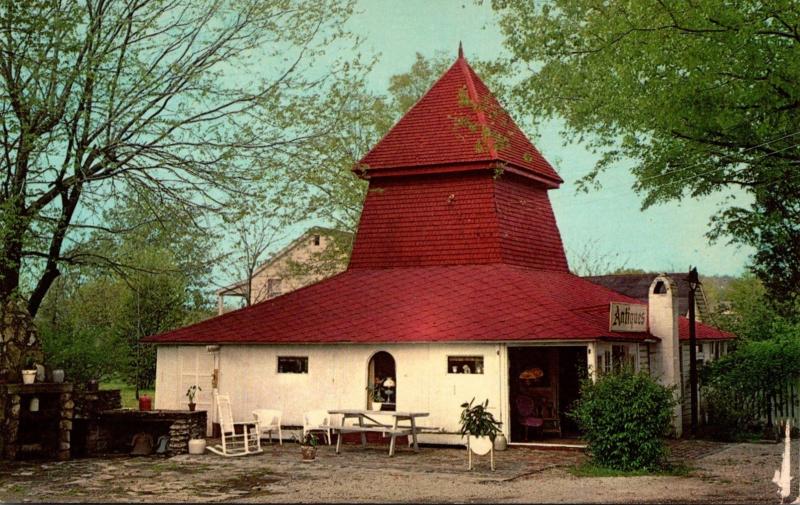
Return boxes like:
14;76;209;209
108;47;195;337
327;409;433;456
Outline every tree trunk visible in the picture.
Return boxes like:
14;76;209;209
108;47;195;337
0;296;44;383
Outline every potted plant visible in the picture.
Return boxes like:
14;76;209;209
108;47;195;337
296;432;318;461
21;357;37;385
459;398;502;458
366;386;384;410
186;385;201;411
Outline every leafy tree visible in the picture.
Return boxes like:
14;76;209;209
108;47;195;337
491;0;800;303
0;0;362;324
37;195;215;388
39;247;213;389
38;275;129;385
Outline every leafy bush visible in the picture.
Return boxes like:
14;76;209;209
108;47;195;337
701;331;800;440
41;324;127;386
701;386;762;441
570;368;677;471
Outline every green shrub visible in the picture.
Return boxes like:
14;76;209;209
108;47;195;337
570;368;677;471
701;386;763;441
700;333;800;440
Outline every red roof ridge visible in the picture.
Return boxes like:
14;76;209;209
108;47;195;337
456;51;498;159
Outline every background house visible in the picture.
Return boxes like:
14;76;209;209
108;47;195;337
216;227;351;314
585;273;712;322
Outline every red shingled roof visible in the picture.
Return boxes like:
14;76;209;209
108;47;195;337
357;53;562;187
349;171;569;270
143;265;729;344
143;50;733;345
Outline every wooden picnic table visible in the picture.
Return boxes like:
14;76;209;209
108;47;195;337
327;409;430;457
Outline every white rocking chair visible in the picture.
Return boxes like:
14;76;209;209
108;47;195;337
207;394;263;457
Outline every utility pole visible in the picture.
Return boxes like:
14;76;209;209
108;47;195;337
687;267;700;436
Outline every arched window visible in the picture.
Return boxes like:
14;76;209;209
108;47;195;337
367;351;396;411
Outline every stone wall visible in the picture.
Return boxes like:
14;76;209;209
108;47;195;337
87;410;206;456
74;390;122;418
167;413;206;455
0;383;73;460
0;297;44;383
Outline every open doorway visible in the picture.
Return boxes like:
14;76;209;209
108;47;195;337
367;351;396;411
508;346;586;442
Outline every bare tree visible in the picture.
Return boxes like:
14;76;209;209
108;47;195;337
0;0;361;319
568;238;631;277
218;210;289;311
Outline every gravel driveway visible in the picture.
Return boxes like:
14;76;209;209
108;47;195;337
0;439;787;503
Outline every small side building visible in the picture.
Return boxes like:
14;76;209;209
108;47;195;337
585;273;731;428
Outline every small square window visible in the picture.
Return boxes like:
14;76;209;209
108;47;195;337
313;235;321;246
277;356;308;374
447;356;484;374
267;278;282;297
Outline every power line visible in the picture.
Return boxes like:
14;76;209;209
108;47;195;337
638;130;800;184
555;140;800;210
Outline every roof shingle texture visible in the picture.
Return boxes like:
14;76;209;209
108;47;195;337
349;171;569;270
358;56;562;186
143;265;729;344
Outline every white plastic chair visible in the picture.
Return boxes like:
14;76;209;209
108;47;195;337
303;410;332;445
206;394;263;457
252;409;283;445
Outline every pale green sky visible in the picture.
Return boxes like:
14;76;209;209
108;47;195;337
338;0;752;276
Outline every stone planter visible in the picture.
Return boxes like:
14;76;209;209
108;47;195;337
493;433;508;451
21;370;37;385
300;445;316;461
188;438;206;455
52;369;65;384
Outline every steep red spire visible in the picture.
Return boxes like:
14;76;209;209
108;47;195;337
358;50;563;187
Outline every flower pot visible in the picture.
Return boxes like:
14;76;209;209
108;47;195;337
52;369;65;384
188;402;196;412
493;433;508;451
21;370;37;385
468;435;493;456
188;438;206;455
300;445;317;461
372;402;383;411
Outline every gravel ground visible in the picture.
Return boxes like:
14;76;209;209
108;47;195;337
0;440;787;503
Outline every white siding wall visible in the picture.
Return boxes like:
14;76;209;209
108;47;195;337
155;345;215;433
154;343;504;443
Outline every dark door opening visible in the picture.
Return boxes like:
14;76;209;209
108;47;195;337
367;351;396;411
508;346;586;442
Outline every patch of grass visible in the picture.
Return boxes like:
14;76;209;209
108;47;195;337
100;379;154;409
569;461;694;478
6;483;27;494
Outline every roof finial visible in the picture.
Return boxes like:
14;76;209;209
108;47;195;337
458;41;464;59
